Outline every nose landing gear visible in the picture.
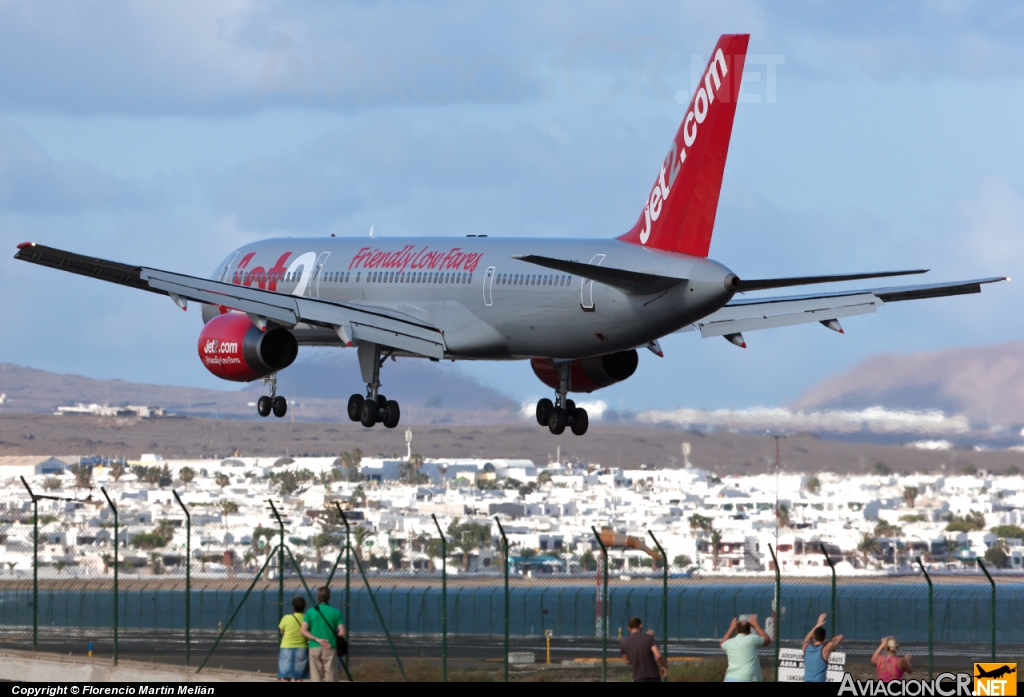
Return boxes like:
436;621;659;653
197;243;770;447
535;362;588;436
257;375;287;418
347;343;401;429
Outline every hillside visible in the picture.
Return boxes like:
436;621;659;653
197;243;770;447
793;341;1024;426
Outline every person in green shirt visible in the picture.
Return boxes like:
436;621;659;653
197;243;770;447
720;615;772;682
277;596;310;681
301;586;346;682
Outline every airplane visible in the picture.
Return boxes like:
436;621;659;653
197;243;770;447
14;34;1006;437
975;665;1016;680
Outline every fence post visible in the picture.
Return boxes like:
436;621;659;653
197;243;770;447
100;487;119;665
172;490;191;665
819;543;836;638
591;526;609;683
916;556;933;679
648;531;668;682
19;477;38;651
337;507;408;682
976;558;996;660
494;516;509;683
767;543;780;682
431;514;448;682
197;545;279;673
333;503;352;675
269;500;285;621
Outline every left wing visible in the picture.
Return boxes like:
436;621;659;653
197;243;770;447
14;243;447;359
677;277;1007;342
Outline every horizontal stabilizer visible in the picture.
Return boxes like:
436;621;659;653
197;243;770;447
735;269;928;292
512;254;686;294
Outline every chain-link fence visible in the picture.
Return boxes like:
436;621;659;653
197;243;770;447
2;474;1022;682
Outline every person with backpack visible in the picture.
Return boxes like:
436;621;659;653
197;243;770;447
277;596;310;681
801;613;844;682
300;586;346;682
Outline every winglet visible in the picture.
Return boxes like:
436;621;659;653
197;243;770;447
16;242;35;249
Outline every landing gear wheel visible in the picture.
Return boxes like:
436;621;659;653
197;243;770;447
548;407;567;435
536;398;553;427
272;396;287;418
347;394;364;422
383;400;401;428
257;396;272;417
570;408;589;436
565;399;576;414
360;400;379;428
376;394;388;409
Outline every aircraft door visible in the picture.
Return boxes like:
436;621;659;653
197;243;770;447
218;252;239;282
580;254;605;312
310;252;331;298
483;266;495;306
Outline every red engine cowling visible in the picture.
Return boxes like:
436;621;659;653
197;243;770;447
198;313;298;382
530;350;639;394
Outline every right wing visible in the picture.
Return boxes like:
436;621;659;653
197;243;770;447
679;277;1007;339
14;243;447;359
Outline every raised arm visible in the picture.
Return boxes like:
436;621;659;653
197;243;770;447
749;615;772;647
719;618;738;646
871;638;887;666
802;613;827;652
898;653;913;674
822;634;845;662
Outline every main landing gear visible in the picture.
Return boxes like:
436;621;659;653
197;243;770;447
256;374;288;418
535;362;588;436
347;343;401;429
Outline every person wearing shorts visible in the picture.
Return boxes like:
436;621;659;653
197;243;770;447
277;596;310;681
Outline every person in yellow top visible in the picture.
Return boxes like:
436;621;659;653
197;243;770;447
278;596;310;681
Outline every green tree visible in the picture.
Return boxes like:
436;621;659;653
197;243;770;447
991;525;1024;540
673;554;693;568
961;464;978;476
218;500;239;529
178;466;195;487
806;477;821;495
874;461;891;475
109;461;126;485
688;514;713;533
710;529;722;570
69;464;92;490
446;517;492;571
518;548;536;559
945;511;985;532
1006;465;1021;476
579;550;598;571
337;448;363;482
857;533;880;568
777;504;791;529
215;472;230;490
42;477;61;491
984;542;1009;569
902;486;919;508
874;520;903;538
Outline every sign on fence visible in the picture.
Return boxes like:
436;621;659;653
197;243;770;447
779;648;846;682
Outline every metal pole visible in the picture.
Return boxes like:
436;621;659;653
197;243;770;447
494;517;509;683
648;531;668;682
172;490;191;665
19;477;38;651
820;543;836;638
767;543;780;682
916;556;933;679
334;503;352;675
100;487;119;665
431;514;448;682
197;546;279;673
269;500;285;621
592;526;609;683
976;558;996;660
338;507;408;681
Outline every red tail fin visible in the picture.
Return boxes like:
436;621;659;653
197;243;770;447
617;34;749;257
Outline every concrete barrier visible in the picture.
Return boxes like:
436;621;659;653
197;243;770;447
0;649;273;682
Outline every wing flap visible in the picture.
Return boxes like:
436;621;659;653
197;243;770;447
697;301;877;337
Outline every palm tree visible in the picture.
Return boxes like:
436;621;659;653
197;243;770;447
109;462;126;486
351;525;372;560
857;533;880;568
218;500;239;531
69;464;92;490
903;486;919;508
710;529;722;570
215;472;230;490
178;466;195;488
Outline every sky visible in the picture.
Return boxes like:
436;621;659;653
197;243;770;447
1;1;1023;413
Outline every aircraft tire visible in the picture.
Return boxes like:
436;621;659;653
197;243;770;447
565;399;576;414
548;407;567;435
376;394;388;408
383;400;401;428
570;408;589;436
360;400;379;427
257;396;272;417
536;398;553;426
347;394;364;421
272;396;288;418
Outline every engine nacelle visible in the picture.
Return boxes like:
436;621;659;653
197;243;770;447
530;350;639;394
198;313;298;382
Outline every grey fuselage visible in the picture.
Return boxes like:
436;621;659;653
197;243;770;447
202;236;737;361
